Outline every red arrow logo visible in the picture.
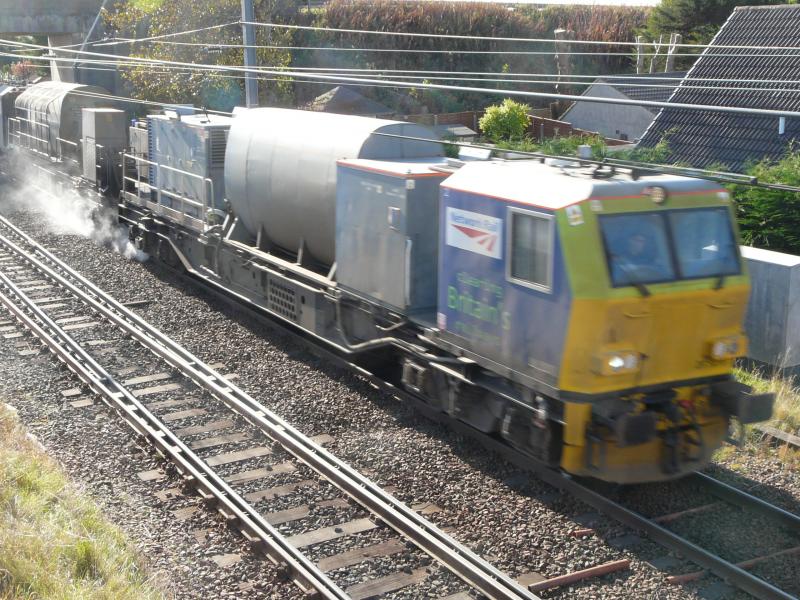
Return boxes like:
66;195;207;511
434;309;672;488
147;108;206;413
452;224;497;252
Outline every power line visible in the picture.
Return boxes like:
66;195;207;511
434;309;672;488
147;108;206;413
227;65;800;87
114;36;800;60
5;38;800;120
10;73;799;194
101;22;240;46
236;20;800;52
71;63;411;93
92;38;686;57
10;47;800;98
9;43;800;88
6;37;793;87
370;131;800;194
33;53;800;96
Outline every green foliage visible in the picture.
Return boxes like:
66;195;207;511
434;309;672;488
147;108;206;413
104;0;298;109
731;151;800;254
129;0;166;10
301;0;649;112
478;99;531;142
495;133;607;159
612;134;673;163
539;134;606;158
644;0;784;44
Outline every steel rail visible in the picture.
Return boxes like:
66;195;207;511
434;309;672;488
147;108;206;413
0;266;347;600
690;472;800;533
381;386;799;600
0;214;537;600
127;238;799;600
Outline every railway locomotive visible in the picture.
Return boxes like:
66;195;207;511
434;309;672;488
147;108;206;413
1;81;775;484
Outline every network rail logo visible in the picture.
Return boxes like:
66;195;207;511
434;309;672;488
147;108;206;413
445;207;502;259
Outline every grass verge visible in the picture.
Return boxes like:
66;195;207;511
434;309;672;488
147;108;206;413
0;402;164;600
735;366;800;435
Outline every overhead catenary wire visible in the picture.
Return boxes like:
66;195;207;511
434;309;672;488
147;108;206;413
89;36;800;60
120;19;800;52
54;87;800;195
9;43;800;88
92;38;697;57
368;131;800;194
0;48;786;92
4;39;800;120
14;50;800;96
8;72;798;195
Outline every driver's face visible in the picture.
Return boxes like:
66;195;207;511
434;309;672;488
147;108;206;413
628;234;646;256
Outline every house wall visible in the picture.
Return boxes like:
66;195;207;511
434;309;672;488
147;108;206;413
561;84;657;142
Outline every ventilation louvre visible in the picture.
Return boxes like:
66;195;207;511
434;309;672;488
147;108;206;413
268;278;298;322
209;128;227;167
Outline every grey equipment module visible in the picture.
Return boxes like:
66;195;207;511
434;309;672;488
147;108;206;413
144;112;232;230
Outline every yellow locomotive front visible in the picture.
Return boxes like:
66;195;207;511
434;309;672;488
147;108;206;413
556;178;773;483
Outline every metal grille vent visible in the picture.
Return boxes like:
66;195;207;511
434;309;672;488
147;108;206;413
146;117;156;186
268;279;297;322
209;128;227;167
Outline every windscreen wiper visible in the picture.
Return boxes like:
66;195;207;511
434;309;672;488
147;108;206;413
615;257;652;297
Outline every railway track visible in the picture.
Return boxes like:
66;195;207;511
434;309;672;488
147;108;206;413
0;213;537;600
1;209;799;599
124;223;800;600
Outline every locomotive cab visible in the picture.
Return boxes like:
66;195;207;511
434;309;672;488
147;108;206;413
434;160;773;483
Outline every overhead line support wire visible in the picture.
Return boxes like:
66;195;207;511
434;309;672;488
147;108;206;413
7;44;800;88
12;50;800;95
4;37;800;121
88;37;800;59
369;131;800;194
10;73;795;195
239;20;800;52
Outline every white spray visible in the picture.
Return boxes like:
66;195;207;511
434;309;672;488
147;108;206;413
0;161;148;262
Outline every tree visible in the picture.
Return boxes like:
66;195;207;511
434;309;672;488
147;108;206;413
104;0;298;110
732;151;800;254
10;60;36;81
645;0;784;44
479;99;531;142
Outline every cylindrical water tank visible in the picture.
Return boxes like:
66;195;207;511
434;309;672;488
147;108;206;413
224;108;443;266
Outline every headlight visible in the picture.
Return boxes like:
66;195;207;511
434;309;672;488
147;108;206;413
594;351;640;375
709;336;742;360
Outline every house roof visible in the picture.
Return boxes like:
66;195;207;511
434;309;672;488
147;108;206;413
603;71;687;108
561;71;686;121
305;86;394;116
637;5;800;171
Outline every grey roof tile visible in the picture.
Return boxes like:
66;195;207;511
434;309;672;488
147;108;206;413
638;5;800;171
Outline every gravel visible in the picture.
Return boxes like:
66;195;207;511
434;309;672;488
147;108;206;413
1;197;799;599
0;346;305;599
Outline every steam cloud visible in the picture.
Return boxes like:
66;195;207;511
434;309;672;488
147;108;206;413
0;163;148;263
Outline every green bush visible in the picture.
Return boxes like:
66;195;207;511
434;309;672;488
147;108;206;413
732;151;800;254
495;133;607;158
479;99;531;142
304;0;649;111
